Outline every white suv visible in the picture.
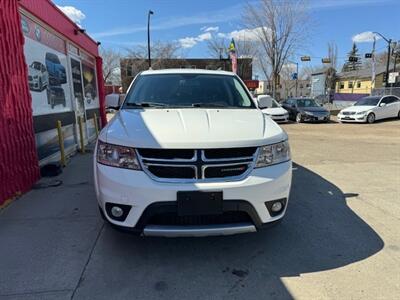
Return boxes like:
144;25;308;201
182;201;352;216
94;69;292;237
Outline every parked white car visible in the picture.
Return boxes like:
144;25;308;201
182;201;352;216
28;61;49;92
257;95;289;123
94;69;292;237
337;95;400;123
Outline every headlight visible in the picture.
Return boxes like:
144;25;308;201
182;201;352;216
97;140;141;170
355;111;367;115
305;111;313;116
255;140;291;168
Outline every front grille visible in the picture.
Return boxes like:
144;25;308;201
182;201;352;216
137;149;194;160
203;147;256;159
148;211;252;226
342;111;356;115
138;148;257;182
204;164;249;178
147;165;195;179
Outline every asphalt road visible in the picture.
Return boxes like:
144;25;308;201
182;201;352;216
0;118;399;300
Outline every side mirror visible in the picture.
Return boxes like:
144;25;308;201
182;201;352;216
257;96;273;109
105;93;125;111
380;102;386;107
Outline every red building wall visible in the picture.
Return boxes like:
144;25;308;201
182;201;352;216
0;0;40;205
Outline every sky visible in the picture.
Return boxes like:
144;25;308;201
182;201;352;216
54;0;399;76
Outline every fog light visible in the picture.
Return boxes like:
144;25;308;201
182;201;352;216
271;201;283;212
111;206;123;218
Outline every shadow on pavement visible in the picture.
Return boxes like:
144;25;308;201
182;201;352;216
74;163;384;300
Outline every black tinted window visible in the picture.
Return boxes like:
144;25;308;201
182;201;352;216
355;97;380;106
296;99;318;107
124;74;255;108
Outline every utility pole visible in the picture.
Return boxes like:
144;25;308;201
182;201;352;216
373;32;392;86
371;36;376;89
295;62;299;97
386;38;392;86
147;10;154;69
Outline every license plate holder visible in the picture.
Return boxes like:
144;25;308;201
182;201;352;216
177;191;223;216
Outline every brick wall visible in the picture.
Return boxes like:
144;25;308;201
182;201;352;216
0;0;40;205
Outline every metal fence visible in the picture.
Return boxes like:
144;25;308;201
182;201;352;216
371;87;400;98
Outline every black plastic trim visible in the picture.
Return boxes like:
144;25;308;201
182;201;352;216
100;199;286;234
105;202;132;222
264;198;287;217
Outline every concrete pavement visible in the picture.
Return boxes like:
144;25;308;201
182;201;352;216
0;119;399;299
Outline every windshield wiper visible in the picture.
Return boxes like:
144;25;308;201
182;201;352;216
125;102;167;108
191;103;231;108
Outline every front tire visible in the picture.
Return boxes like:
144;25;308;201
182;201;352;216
296;113;303;123
397;111;400;119
366;113;375;124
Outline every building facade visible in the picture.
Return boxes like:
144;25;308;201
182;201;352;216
256;79;311;100
0;0;106;205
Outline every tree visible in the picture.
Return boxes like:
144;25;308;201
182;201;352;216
342;43;362;72
100;48;121;85
243;0;311;98
325;42;338;98
121;41;181;89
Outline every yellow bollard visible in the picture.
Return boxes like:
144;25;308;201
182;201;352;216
78;116;85;153
56;120;66;167
93;113;99;137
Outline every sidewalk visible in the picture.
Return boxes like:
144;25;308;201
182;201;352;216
0;151;103;299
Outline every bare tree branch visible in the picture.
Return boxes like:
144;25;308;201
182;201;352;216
243;0;311;99
100;47;121;85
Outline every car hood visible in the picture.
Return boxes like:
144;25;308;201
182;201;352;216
298;106;328;113
102;109;287;148
341;105;375;113
261;107;287;115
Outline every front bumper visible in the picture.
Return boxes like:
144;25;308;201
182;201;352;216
302;114;330;122
337;113;367;122
28;79;40;90
269;114;289;123
94;160;292;236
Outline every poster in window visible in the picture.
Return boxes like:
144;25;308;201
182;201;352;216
71;58;85;116
21;14;71;115
82;63;99;109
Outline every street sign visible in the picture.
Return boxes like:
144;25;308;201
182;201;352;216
301;56;311;62
292;73;298;80
365;53;372;58
349;56;358;62
243;80;259;90
388;72;399;84
321;58;331;64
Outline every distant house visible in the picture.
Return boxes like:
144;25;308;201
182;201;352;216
333;64;400;105
310;69;326;98
256;79;311;100
335;64;399;94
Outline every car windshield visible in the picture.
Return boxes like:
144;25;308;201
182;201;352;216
354;96;380;106
124;73;255;108
271;98;280;108
31;62;41;70
296;99;319;107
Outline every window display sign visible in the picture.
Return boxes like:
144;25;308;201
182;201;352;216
71;58;85;116
21;14;72;116
82;63;99;109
